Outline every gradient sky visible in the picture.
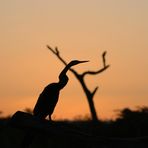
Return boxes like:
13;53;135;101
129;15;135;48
0;0;148;120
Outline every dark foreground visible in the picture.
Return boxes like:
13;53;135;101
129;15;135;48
0;111;148;148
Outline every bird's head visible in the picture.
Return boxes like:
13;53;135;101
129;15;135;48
58;60;89;83
68;60;89;67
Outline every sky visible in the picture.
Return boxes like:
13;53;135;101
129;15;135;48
0;0;148;120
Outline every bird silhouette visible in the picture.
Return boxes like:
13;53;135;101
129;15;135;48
33;60;88;120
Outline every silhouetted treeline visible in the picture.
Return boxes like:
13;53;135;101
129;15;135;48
89;106;148;137
0;114;11;128
0;106;148;137
112;106;148;137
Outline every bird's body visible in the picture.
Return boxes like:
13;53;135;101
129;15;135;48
33;83;60;120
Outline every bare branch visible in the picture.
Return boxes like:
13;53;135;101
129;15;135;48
92;86;99;97
81;51;110;77
82;65;110;77
47;45;57;54
102;51;107;67
47;45;80;77
47;45;67;66
55;46;59;55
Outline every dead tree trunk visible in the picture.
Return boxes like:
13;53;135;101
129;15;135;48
47;46;110;122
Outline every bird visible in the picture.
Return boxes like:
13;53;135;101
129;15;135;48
33;60;88;120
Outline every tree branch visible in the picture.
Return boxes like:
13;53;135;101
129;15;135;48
82;65;109;76
102;51;107;67
47;45;80;77
92;86;99;97
82;51;110;77
47;45;67;66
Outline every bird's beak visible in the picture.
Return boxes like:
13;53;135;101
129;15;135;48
78;60;89;63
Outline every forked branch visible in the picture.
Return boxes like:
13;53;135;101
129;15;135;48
47;45;78;75
82;51;110;77
47;45;67;66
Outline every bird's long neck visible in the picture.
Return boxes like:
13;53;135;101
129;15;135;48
59;63;73;79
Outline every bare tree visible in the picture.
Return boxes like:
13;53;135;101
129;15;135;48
47;45;110;122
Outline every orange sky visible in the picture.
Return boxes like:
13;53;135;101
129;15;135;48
0;1;148;120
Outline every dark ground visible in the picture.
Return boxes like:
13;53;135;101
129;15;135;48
0;111;148;148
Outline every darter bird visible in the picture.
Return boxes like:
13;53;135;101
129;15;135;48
33;60;88;120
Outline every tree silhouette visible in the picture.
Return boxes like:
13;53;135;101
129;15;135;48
47;46;110;122
115;106;148;136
